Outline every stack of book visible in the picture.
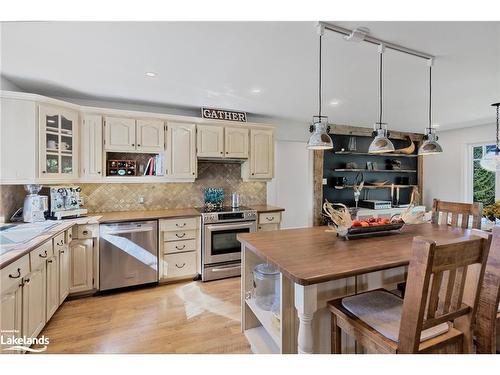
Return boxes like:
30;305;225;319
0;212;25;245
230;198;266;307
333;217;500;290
143;154;165;176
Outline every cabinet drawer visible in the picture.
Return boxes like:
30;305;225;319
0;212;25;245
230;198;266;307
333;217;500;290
1;255;29;293
159;217;199;232
75;224;96;239
258;212;281;224
30;241;53;271
163;239;197;254
257;223;280;232
163;229;197;242
163;252;196;279
53;232;65;252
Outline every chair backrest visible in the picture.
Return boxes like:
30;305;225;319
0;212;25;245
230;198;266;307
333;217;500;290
431;199;482;229
474;226;500;353
398;234;491;353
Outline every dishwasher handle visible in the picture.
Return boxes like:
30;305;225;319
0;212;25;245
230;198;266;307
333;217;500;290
101;223;155;235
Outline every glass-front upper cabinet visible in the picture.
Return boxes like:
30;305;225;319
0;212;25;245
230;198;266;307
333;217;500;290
39;104;79;179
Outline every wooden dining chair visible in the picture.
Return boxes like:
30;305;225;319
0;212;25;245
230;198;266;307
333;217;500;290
473;227;500;353
328;234;491;354
431;199;483;229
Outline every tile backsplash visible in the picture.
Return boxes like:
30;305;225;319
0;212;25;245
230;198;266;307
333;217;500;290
0;162;267;218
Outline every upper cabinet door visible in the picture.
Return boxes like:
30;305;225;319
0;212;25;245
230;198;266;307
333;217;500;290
225;127;249;158
167;122;196;179
39;104;79;179
196;125;224;157
250;129;274;179
81;114;103;179
103;117;136;151
136;119;165;152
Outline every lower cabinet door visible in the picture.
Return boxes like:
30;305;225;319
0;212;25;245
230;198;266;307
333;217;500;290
163;252;196;279
22;263;47;340
46;254;59;321
58;246;70;304
69;239;94;294
0;283;23;353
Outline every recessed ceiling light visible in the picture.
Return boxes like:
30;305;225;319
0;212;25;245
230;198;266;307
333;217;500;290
329;100;340;106
145;72;157;77
251;88;261;94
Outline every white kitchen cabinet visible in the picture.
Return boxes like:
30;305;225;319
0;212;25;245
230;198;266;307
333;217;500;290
225;127;249;158
69;239;94;294
58;243;70;304
39;104;79;179
0;97;37;183
45;252;59;321
136;119;165;152
81;114;103;179
167;122;196;179
0;283;23;353
242;128;274;180
103;116;136;151
22;262;47;340
197;125;224;158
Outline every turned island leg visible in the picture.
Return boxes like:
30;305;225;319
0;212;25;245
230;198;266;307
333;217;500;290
294;283;318;354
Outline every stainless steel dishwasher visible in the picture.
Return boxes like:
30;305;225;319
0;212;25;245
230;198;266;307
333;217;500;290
99;220;158;291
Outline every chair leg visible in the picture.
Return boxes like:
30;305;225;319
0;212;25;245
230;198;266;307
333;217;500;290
331;314;342;354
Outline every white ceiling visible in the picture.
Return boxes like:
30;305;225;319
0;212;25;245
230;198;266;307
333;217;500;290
1;21;499;133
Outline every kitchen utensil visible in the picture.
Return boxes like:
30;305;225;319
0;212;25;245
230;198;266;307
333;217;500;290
253;263;280;311
367;180;389;187
47;140;57;149
231;192;240;208
333;176;347;188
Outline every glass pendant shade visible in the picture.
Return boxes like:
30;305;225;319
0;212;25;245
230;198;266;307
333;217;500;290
480;148;500;172
418;132;443;155
307;120;333;150
368;126;395;153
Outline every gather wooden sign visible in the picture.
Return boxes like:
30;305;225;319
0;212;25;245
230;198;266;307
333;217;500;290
201;107;247;122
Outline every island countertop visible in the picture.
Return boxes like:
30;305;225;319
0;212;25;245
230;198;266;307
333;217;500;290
238;223;474;286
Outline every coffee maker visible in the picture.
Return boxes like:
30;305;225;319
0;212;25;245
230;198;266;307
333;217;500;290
44;186;87;220
23;184;48;223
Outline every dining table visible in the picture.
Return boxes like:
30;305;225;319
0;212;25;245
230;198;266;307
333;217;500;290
238;223;489;354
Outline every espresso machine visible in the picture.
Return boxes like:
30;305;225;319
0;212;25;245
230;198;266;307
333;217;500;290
44;186;88;220
22;184;48;223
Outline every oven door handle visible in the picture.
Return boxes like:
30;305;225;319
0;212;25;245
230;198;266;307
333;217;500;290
205;222;255;232
211;265;241;273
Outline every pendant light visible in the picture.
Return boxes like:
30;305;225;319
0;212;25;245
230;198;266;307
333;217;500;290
479;103;500;172
368;44;395;154
307;24;333;150
418;60;443;155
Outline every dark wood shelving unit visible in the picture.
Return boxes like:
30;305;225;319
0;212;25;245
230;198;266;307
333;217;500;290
333;169;417;173
334;151;418;158
313;125;425;225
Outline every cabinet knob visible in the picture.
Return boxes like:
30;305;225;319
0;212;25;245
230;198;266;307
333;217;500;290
192;172;195;176
48;259;53;263
60;250;65;254
225;152;228;154
98;171;101;174
138;144;141;147
82;230;89;235
42;171;47;174
24;278;30;285
132;143;135;146
251;173;255;176
220;151;223;154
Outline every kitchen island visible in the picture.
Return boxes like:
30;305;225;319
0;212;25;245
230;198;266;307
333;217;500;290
238;223;476;354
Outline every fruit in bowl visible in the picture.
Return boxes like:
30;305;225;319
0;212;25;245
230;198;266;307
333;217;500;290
351;217;391;228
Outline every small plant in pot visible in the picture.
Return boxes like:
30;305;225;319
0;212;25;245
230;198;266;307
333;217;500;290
483;201;500;222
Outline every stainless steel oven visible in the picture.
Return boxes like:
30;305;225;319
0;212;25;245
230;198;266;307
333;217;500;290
198;206;257;281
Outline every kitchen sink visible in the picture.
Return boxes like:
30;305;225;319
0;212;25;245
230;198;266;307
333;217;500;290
0;222;59;247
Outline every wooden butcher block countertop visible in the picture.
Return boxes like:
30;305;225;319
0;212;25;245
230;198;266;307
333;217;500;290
238;223;474;286
96;208;201;223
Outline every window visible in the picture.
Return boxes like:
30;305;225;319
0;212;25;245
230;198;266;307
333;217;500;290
472;144;496;206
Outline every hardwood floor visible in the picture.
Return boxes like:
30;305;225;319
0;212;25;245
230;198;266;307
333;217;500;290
36;277;251;353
